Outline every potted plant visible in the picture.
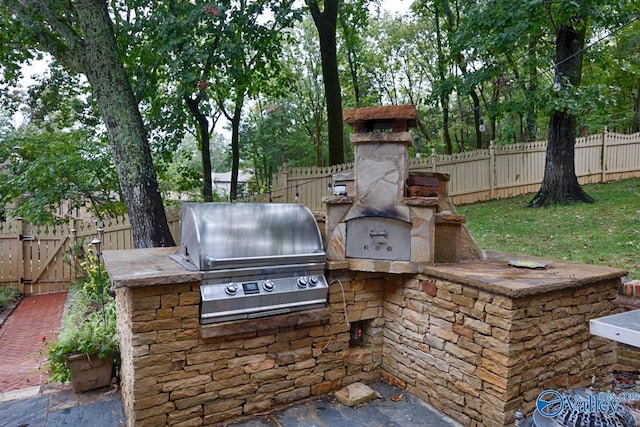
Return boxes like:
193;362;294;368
46;251;119;392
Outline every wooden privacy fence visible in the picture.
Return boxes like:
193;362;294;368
249;130;640;210
0;213;180;295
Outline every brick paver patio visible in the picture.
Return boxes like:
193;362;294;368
0;292;67;393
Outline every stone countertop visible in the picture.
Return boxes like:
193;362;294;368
103;247;628;297
421;251;627;298
103;247;200;289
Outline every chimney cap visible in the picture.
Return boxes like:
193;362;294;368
344;105;417;133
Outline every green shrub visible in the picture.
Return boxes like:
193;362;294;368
45;253;118;383
0;286;19;312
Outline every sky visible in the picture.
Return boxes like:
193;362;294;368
379;0;413;15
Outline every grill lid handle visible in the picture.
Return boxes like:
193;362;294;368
369;229;388;238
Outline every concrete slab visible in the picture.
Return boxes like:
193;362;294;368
0;381;456;427
0;387;125;427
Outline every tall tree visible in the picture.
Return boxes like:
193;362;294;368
307;0;345;165
116;1;224;203
2;0;174;247
337;0;369;107
212;0;301;200
530;11;593;206
295;19;329;166
432;3;453;154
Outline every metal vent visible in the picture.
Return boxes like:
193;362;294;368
345;217;411;261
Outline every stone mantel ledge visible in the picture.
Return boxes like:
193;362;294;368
349;132;413;144
323;196;440;207
323;195;353;205
421;251;627;298
402;197;439;207
327;259;419;274
435;212;466;224
103;247;200;289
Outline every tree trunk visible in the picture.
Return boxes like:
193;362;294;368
308;0;344;165
434;4;452;154
184;95;213;202
530;110;594;206
632;79;640;133
470;89;482;149
530;22;593;207
76;0;174;247
315;116;323;166
230;104;242;201
525;41;538;142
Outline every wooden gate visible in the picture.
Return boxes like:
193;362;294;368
0;219;80;294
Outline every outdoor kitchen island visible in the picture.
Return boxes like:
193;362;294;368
104;246;625;427
103;105;627;427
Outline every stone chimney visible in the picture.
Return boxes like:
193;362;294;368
324;105;439;273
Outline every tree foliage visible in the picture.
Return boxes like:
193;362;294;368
2;0;640;209
0;128;123;224
115;0;302;201
1;0;174;247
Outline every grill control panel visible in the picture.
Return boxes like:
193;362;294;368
202;276;328;301
218;276;323;297
200;274;329;324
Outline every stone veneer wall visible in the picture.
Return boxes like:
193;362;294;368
381;274;619;426
113;255;621;427
114;272;386;426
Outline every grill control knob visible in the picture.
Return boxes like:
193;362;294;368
225;283;238;295
308;276;319;287
263;280;275;292
297;277;308;288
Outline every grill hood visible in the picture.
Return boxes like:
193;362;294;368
178;203;325;271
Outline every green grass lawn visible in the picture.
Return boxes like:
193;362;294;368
457;177;640;279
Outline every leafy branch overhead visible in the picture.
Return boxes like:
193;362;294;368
2;0;174;246
0;129;124;224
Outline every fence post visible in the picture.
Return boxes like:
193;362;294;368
281;163;288;203
489;141;496;199
430;147;437;172
601;127;608;183
16;218;25;294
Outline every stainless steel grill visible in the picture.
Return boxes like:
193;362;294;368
170;203;328;324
